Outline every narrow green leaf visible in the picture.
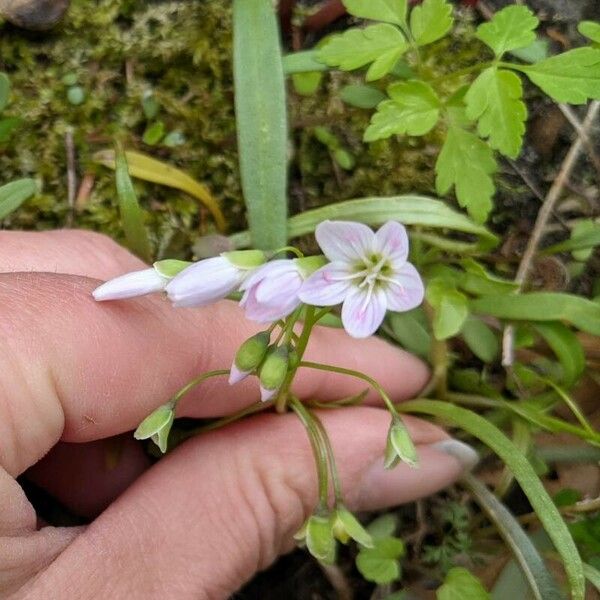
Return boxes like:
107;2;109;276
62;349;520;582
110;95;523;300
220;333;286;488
410;0;453;47
343;0;407;26
114;145;152;262
476;5;539;57
142;121;165;145
579;21;600;45
463;474;563;600
584;562;600;592
364;80;440;141
461;316;499;362
340;84;387;108
471;292;600;336
532;322;585;387
465;68;526;159
543;220;600;256
427;279;469;340
437;567;490;599
233;0;288;250
318;24;408;81
283;50;329;74
0;73;10;112
399;400;585;600
435;126;497;223
0;178;37;220
94;150;226;232
517;47;600;104
229;195;499;248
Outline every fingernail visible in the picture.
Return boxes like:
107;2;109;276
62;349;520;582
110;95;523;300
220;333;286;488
431;439;479;471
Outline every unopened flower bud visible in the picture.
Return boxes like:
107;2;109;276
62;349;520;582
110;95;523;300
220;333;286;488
229;331;271;385
93;268;168;301
133;402;175;454
384;417;419;469
258;346;289;402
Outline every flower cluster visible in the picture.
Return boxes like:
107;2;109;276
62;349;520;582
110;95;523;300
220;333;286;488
93;219;424;339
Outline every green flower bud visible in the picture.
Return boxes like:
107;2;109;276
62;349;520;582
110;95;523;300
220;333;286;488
384;417;419;469
259;346;289;402
134;402;175;454
229;332;271;384
153;259;193;278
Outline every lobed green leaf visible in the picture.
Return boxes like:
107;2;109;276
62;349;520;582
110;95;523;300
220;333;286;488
318;24;408;81
437;567;490;599
364;80;440;141
517;47;600;104
476;5;538;57
435;126;497;223
410;0;453;47
465;68;526;159
343;0;407;26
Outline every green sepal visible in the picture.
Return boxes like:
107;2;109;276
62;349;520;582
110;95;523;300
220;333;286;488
222;249;266;269
134;403;175;454
259;346;290;392
384;417;418;468
296;255;327;279
153;259;192;278
235;332;271;372
333;505;374;548
306;513;336;564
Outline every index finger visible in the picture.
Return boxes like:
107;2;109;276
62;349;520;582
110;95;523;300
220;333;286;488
0;273;428;476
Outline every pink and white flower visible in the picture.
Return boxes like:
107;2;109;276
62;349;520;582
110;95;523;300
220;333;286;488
299;220;424;338
240;259;304;323
93;268;168;301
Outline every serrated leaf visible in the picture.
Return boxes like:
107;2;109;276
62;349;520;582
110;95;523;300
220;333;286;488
343;0;407;26
435;126;497;223
579;21;600;44
519;47;600;104
318;24;407;81
437;567;490;599
364;80;440;141
410;0;453;47
476;5;538;57
465;68;526;159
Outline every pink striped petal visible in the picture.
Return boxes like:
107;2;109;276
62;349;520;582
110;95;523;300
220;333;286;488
298;263;353;306
341;287;387;339
385;262;425;312
375;221;409;265
315;220;375;262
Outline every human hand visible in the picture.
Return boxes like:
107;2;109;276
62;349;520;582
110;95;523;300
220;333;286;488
0;230;476;599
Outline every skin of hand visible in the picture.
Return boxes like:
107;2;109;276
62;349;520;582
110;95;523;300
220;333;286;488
0;230;472;599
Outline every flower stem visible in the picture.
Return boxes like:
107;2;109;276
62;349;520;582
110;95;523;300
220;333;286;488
299;360;399;418
311;411;343;502
170;369;230;408
290;396;330;510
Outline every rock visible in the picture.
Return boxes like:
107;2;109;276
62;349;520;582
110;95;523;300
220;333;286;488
0;0;69;30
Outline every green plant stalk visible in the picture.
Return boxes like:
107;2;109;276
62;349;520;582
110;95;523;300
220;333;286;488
290;396;330;510
170;369;230;408
311;410;343;502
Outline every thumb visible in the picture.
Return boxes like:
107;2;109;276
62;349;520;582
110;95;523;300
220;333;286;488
27;408;476;598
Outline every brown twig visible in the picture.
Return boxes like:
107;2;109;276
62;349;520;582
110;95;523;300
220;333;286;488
558;104;600;175
65;128;77;225
502;101;600;366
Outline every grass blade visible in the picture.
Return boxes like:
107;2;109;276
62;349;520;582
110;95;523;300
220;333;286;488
114;144;152;263
233;0;288;250
398;399;585;600
94;149;226;232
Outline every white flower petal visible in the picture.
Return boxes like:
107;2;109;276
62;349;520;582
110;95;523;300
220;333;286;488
375;221;409;265
260;385;278;402
341;286;387;339
298;263;353;307
166;257;244;307
242;286;301;323
240;259;292;292
93;268;167;301
385;262;425;312
315;220;375;263
228;364;250;385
